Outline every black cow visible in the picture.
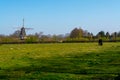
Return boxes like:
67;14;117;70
98;39;103;46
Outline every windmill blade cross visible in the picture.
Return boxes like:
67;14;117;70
25;28;33;30
13;27;22;29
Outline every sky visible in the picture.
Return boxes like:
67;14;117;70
0;0;120;35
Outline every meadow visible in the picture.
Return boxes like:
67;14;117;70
0;42;120;80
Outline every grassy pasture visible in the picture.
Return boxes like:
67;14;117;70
0;43;120;79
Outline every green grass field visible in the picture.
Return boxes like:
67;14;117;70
0;43;120;80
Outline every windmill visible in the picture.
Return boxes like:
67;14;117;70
16;19;33;40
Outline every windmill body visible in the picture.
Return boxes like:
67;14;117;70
20;27;26;40
15;19;33;40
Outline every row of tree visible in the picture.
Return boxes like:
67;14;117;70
69;28;120;41
0;27;120;43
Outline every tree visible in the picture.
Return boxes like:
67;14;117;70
113;32;117;40
106;32;110;39
70;28;80;38
70;28;83;38
88;32;93;40
118;32;120;37
97;31;105;38
79;28;84;38
83;30;88;37
11;30;20;38
26;34;38;43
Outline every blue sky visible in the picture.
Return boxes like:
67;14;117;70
0;0;120;35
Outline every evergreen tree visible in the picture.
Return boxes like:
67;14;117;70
106;32;110;39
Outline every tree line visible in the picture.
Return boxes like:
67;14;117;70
68;28;120;42
0;27;120;43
